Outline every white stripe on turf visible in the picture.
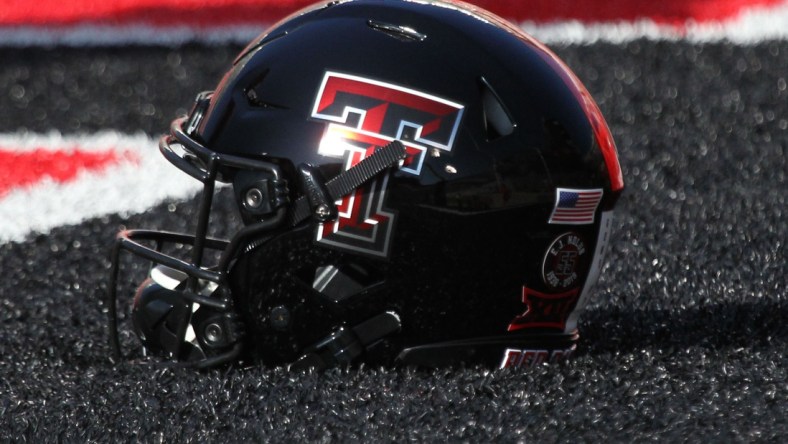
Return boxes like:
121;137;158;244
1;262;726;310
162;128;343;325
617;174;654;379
0;132;201;243
522;2;788;45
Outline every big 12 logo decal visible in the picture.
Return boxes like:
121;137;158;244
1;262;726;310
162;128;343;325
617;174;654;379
310;72;464;257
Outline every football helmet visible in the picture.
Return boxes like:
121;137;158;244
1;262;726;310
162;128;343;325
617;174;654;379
108;0;624;369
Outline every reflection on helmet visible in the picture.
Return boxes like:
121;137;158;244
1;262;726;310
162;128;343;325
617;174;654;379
107;0;623;370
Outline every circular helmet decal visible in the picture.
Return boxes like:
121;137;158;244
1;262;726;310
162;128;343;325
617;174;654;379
542;232;589;290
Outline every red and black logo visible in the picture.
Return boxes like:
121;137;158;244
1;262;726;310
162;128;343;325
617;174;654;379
507;286;580;331
310;72;464;257
500;347;575;369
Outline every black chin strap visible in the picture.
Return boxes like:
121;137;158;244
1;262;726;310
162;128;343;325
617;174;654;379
289;311;401;371
288;140;407;226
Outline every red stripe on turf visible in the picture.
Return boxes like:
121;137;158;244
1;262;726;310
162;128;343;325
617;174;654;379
0;148;129;196
0;0;783;26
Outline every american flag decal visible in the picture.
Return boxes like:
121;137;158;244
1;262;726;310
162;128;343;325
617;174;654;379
548;188;603;225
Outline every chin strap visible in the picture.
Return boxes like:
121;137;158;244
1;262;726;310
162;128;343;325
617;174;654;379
281;142;406;370
289;311;401;371
289;140;407;226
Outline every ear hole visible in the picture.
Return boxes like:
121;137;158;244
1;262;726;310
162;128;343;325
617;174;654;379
480;77;515;140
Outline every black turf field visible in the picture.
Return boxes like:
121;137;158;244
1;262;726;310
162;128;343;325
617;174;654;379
1;41;786;441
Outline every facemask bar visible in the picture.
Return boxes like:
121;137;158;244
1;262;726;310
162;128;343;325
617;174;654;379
107;111;289;368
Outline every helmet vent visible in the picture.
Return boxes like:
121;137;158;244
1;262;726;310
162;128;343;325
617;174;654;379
367;20;427;42
480;77;515;140
245;69;288;109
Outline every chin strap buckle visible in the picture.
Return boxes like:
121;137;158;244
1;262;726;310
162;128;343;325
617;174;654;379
288;140;406;226
297;164;337;222
289;311;401;371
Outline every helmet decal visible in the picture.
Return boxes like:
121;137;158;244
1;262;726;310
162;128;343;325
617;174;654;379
507;286;581;332
310;71;464;257
541;231;589;290
548;188;604;225
499;347;575;369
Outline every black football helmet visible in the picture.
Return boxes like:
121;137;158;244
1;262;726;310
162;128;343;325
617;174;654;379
108;0;624;370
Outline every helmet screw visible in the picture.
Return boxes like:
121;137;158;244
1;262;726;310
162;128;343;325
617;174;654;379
315;204;331;219
244;187;264;209
204;323;224;344
270;305;291;331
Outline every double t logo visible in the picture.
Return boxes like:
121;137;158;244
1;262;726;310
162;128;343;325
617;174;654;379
310;72;464;257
